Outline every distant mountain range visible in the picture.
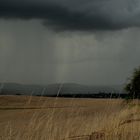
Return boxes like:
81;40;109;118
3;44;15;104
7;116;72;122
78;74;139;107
0;83;125;96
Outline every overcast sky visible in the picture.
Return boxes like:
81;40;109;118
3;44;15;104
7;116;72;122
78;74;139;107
0;0;140;85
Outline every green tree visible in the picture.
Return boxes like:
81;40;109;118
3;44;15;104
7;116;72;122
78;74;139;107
125;66;140;99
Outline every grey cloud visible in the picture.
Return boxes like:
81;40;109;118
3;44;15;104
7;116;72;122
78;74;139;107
1;0;140;31
0;20;140;85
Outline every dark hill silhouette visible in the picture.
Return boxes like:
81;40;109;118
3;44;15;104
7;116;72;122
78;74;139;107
0;83;127;98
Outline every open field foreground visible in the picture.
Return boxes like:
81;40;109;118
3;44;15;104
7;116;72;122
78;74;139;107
0;96;140;140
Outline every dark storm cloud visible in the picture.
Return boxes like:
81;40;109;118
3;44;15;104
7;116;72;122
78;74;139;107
0;0;140;31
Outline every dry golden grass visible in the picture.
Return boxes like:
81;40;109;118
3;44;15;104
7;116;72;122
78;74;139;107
0;95;140;140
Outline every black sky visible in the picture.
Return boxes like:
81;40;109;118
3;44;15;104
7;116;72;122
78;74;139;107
1;0;140;31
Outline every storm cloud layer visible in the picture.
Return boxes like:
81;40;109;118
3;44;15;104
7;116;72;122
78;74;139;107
1;0;140;31
0;20;140;85
0;1;140;85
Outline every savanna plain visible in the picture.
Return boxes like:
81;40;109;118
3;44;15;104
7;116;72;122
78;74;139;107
0;96;140;140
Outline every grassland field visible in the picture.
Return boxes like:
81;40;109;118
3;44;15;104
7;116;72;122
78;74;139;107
0;95;140;140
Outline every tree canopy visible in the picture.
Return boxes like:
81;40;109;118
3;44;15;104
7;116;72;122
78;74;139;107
125;66;140;99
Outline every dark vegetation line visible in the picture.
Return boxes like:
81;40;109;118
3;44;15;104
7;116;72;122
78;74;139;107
0;92;128;99
37;93;128;99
